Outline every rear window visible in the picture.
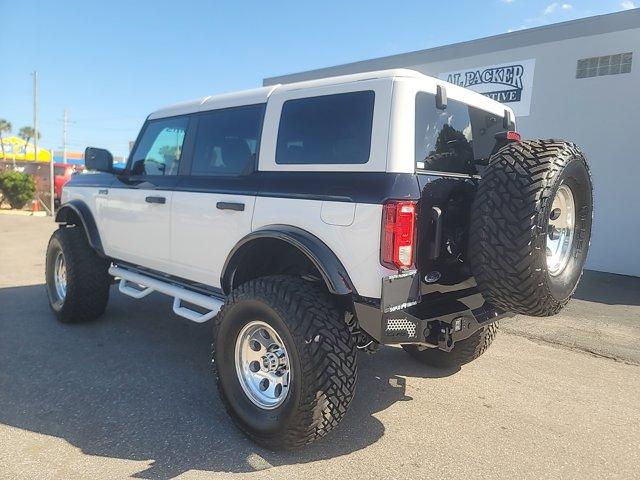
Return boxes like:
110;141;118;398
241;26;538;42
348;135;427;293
54;166;67;176
276;91;375;165
415;92;509;175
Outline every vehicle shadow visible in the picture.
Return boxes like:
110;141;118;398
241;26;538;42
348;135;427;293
571;270;640;306
0;284;459;479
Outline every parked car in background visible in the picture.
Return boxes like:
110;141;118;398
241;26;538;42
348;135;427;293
54;163;83;208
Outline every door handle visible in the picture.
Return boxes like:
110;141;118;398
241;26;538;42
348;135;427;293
216;202;245;211
145;196;166;204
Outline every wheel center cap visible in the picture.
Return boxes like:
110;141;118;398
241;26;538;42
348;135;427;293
261;350;286;372
262;352;280;372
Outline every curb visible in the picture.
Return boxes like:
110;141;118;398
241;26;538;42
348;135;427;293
0;209;48;217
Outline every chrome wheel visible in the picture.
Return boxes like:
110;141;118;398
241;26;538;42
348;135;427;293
546;184;575;276
53;251;67;301
234;321;291;410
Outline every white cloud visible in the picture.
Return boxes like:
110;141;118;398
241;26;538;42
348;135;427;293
543;2;572;15
501;0;515;3
621;1;636;9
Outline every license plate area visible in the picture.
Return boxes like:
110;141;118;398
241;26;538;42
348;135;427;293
381;270;421;314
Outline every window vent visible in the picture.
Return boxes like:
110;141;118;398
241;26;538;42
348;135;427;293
576;52;633;79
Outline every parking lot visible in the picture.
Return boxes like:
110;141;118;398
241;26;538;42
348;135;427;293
1;214;639;480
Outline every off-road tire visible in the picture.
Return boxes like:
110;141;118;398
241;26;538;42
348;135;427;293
45;226;111;322
212;275;357;449
402;323;498;368
469;139;593;316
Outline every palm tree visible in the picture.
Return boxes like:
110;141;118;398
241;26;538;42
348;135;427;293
18;126;40;167
0;119;11;161
18;126;38;149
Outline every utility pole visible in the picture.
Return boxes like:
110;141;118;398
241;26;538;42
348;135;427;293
32;71;39;163
62;108;68;164
32;70;53;215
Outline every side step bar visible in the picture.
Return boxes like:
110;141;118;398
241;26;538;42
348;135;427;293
108;266;224;323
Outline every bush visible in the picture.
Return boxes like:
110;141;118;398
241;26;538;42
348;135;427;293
0;171;37;209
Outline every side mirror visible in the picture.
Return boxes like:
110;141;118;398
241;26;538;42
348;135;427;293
84;147;114;173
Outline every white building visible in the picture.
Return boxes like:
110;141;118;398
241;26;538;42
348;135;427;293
264;9;640;277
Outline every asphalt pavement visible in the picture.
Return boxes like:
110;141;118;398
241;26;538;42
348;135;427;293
1;214;639;479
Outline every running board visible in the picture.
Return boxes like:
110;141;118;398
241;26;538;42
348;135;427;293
109;265;224;323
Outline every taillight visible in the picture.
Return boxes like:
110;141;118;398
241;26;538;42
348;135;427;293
381;200;417;270
506;131;521;142
494;130;521;143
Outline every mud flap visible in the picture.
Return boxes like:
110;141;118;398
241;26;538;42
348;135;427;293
354;270;421;343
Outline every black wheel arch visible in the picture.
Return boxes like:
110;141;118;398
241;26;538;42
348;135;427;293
55;200;104;256
221;225;356;297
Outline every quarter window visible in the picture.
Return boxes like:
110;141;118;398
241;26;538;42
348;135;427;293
276;91;375;165
191;104;265;176
130;117;188;176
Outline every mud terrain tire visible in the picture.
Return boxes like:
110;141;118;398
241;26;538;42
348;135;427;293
469;140;593;316
45;226;111;322
212;276;357;449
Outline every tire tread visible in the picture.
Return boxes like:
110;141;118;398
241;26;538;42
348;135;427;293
469;139;591;316
46;226;110;322
212;276;357;449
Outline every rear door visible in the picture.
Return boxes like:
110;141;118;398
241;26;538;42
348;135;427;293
169;104;265;288
414;90;511;297
101;116;190;272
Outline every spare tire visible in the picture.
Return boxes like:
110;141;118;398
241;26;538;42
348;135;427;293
469;139;593;316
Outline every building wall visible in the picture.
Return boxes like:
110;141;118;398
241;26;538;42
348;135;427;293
265;21;640;277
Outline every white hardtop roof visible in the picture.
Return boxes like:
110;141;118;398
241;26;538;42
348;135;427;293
147;69;429;120
148;85;278;120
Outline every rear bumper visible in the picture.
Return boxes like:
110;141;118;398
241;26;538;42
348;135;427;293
353;270;512;350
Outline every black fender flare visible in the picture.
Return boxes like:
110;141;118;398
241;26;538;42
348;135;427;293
221;225;355;296
55;200;104;255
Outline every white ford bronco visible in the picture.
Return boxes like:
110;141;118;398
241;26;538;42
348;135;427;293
46;69;593;448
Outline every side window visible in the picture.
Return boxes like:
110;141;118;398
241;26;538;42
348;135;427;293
276;90;375;165
191;104;265;176
130;117;188;176
415;93;473;174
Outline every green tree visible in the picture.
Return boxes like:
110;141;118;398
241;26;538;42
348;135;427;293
0;119;11;160
0;171;36;209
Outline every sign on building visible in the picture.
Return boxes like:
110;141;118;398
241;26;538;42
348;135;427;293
439;59;536;116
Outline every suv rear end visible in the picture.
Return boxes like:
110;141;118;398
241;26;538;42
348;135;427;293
352;74;517;349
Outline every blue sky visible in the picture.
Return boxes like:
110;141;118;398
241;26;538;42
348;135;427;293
0;0;636;157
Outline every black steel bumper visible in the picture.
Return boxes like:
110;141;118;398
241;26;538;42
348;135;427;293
353;270;512;351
